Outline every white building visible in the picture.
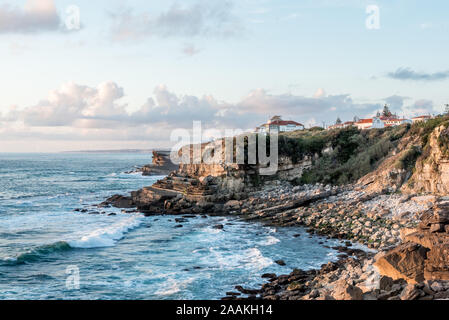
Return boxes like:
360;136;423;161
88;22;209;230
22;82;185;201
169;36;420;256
256;116;304;134
411;115;432;123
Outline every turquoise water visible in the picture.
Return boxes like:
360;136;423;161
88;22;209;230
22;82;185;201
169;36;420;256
0;153;345;300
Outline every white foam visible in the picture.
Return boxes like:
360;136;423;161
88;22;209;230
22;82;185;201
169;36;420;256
259;235;280;246
241;248;274;270
208;247;273;271
155;277;195;296
68;216;143;249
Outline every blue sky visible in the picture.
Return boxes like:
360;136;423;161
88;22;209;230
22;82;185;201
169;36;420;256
0;0;448;152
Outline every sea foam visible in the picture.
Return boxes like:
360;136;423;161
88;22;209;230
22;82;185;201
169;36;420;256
68;216;143;249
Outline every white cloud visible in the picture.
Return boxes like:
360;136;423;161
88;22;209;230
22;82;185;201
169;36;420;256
0;0;61;34
110;0;242;41
1;82;437;151
313;88;326;98
13;82;127;127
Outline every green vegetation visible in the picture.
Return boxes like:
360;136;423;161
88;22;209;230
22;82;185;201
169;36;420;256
409;116;449;146
279;125;411;185
395;146;422;170
438;124;449;158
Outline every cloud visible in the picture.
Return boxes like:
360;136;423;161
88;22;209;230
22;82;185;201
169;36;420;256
313;88;326;98
10;82;127;127
0;0;61;34
384;95;410;109
110;0;242;41
403;99;436;116
387;67;449;81
1;82;437;151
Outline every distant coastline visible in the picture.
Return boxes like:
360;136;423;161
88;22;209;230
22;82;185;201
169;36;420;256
63;148;170;154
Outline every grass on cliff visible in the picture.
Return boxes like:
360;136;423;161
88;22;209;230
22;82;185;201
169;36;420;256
279;125;411;185
407;115;449;160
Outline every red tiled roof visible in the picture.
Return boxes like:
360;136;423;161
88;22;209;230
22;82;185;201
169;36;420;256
412;115;431;119
356;119;373;124
267;120;304;126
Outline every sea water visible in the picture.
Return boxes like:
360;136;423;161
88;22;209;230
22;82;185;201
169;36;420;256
0;153;348;300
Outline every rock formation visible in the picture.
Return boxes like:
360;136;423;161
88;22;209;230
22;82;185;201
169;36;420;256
132;150;178;176
375;202;449;283
404;125;449;194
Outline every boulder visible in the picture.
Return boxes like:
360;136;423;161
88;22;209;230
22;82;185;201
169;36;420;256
430;223;445;233
224;200;241;211
400;284;421;300
404;230;449;250
100;194;134;208
424;243;449;280
332;279;363;300
379;276;394;291
374;242;429;284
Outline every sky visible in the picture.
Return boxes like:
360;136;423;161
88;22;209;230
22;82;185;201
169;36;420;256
0;0;448;152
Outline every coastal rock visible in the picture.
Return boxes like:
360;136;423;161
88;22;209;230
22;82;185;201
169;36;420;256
275;260;286;266
100;194;134;208
331;279;363;300
374;242;429;284
224;200;241;211
131;150;178;176
424;244;449;280
400;284;421;300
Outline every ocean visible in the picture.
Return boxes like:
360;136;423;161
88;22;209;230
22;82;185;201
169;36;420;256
0;153;347;300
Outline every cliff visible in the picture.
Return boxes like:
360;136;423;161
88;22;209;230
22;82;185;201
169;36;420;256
109;117;449;215
403;124;449;194
132;150;178;176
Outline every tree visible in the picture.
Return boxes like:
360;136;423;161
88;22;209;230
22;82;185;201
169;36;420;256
382;104;392;118
353;116;360;123
445;104;449;115
336;117;342;124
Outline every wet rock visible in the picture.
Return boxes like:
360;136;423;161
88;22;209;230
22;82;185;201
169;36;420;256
101;194;135;209
234;286;260;295
275;260;286;266
226;292;241;296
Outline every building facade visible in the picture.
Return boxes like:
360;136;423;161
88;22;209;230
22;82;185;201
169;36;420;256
256;116;304;134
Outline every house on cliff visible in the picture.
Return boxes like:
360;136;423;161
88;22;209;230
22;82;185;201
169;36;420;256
411;115;432;123
255;116;304;134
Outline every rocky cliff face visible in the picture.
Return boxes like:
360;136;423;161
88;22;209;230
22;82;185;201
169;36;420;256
105;136;314;215
357;134;421;194
134;150;178;176
403;126;449;195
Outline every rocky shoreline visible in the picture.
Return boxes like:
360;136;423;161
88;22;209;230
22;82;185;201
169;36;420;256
94;122;449;300
97;174;449;300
